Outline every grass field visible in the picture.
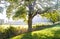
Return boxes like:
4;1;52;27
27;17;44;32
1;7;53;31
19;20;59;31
10;24;60;39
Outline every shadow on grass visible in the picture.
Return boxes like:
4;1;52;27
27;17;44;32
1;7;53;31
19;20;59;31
53;29;60;39
21;32;32;39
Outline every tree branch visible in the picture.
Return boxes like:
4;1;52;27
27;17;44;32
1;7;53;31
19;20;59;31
32;9;39;18
32;2;57;18
32;7;52;18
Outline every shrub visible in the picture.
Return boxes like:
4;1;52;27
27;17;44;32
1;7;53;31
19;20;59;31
4;26;19;39
0;26;5;39
0;26;21;39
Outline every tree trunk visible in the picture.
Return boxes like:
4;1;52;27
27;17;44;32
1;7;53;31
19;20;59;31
28;14;32;32
28;3;33;32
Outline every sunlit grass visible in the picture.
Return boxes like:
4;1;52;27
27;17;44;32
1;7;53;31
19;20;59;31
10;24;60;39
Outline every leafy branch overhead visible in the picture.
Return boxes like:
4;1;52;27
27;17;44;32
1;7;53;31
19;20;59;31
13;6;27;20
6;0;56;19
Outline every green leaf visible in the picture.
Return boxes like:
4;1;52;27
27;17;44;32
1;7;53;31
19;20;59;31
13;6;27;20
6;0;19;4
41;10;60;23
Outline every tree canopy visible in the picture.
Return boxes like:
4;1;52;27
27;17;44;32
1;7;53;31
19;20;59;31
6;0;57;19
5;0;59;32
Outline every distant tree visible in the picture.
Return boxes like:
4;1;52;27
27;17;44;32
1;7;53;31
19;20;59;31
41;10;60;23
6;0;57;32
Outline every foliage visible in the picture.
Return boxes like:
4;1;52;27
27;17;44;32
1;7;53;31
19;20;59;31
6;4;14;18
6;0;57;20
6;0;19;3
6;0;20;18
4;26;19;38
13;6;27;20
41;10;60;23
0;26;20;39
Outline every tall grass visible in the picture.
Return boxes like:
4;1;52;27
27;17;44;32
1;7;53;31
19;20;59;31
0;26;21;39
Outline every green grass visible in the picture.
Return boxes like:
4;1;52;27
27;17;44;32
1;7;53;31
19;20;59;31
10;24;60;39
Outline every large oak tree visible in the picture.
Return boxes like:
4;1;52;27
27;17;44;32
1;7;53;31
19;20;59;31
5;0;56;32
